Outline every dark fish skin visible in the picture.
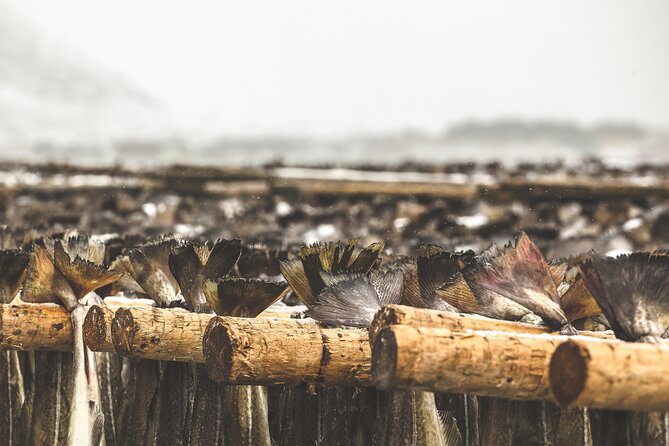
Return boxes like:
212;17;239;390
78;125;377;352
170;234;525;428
626;411;669;446
589;409;630;446
271;385;388;446
155;362;195;446
478;397;512;446
547;404;592;446
316;386;369;446
95;351;123;446
508;401;550;446
236;245;287;278
27;351;73;446
479;399;594;446
348;387;389;446
508;401;555;446
436;393;480;446
382;390;458;446
222;385;271;446
188;365;224;446
272;385;320;446
0;350;27;445
116;359;161;446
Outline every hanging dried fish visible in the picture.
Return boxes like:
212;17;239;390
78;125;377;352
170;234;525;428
169;238;242;313
0;248;30;444
576;251;669;445
123;237;180;307
203;276;275;446
203;276;288;318
462;232;567;328
305;270;461;445
280;239;384;306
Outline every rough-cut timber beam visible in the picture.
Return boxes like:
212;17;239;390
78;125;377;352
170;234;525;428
0;303;71;351
549;339;669;411
371;325;610;400
370;304;614;343
203;316;371;386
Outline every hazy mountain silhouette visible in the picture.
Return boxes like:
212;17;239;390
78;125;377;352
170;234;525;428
0;1;170;151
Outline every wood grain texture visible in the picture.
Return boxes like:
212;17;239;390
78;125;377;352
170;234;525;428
550;338;669;411
203;316;371;386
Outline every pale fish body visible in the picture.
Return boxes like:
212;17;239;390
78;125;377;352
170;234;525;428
67;306;104;446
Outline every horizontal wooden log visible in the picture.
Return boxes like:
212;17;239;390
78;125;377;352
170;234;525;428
371;325;611;400
8;163;669;200
203;316;371;386
271;177;478;198
107;304;301;362
549;339;669;411
111;307;211;362
370;304;613;343
0;303;72;351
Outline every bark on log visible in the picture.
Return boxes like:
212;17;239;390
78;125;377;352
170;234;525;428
370;304;613;344
203;316;371;386
371;325;606;400
549;339;669;411
111;307;211;362
0;303;71;351
107;305;299;362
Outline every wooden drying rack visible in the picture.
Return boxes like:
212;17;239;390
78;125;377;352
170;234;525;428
1;301;667;412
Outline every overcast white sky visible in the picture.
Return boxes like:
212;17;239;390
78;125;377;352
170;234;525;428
7;0;669;137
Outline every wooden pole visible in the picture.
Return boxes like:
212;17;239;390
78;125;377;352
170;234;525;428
111;307;211;363
107;305;301;362
371;325;606;400
370;304;613;344
549;339;669;411
202;316;371;386
0;303;71;351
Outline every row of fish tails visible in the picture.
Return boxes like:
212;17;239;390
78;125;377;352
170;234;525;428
0;233;68;446
1;228;669;445
113;236;282;446
279;239;461;446
0;231;280;446
290;235;668;445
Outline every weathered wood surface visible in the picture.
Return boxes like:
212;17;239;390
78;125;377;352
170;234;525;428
370;304;613;343
371;325;612;400
203;316;371;386
0;303;72;351
111;307;211;362
549;338;669;411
